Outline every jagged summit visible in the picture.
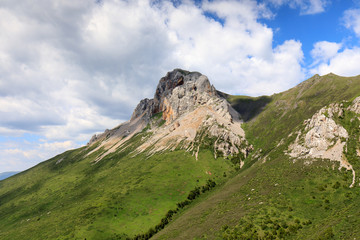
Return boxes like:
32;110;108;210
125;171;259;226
89;69;218;144
131;69;218;123
88;69;250;163
4;72;360;239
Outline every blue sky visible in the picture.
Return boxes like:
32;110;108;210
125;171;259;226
264;0;357;65
1;0;360;172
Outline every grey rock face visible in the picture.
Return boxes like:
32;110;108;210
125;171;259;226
130;98;154;121
287;104;356;187
87;68;250;163
151;69;218;122
129;68;226;124
348;96;360;114
161;75;218;122
88;134;99;145
288;106;348;159
153;69;203;113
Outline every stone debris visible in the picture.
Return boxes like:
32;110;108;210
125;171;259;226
288;106;348;161
287;104;357;187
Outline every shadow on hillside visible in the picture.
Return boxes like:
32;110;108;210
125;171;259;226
218;91;272;122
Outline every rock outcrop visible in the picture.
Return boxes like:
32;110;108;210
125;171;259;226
130;98;154;121
87;69;251;164
288;106;348;161
348;96;360;114
287;103;356;187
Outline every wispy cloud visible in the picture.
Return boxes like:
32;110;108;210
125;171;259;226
310;41;342;65
0;138;81;172
343;8;360;37
268;0;328;15
2;0;354;171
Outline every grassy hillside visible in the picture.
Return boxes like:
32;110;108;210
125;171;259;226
243;74;360;151
0;171;20;181
2;73;360;240
153;153;360;239
152;74;360;239
226;95;272;122
0;129;234;239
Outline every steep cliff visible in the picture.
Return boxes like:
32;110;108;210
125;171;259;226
88;69;251;163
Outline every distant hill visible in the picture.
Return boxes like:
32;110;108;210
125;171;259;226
0;171;20;181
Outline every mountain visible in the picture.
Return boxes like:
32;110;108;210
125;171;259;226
154;73;360;239
0;171;20;181
87;69;250;163
1;70;360;239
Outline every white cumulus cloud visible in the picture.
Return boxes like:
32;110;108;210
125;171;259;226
0;0;308;171
310;47;360;76
343;8;360;37
308;7;360;77
311;41;342;65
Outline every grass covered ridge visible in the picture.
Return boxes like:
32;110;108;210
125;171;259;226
0;129;235;239
2;73;360;239
152;74;360;239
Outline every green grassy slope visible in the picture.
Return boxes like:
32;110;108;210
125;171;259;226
153;155;360;239
0;129;234;239
2;73;360;240
153;74;360;239
242;73;360;151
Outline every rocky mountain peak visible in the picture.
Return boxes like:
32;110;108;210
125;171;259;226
154;69;218;122
131;69;217;123
88;69;251;165
153;69;215;111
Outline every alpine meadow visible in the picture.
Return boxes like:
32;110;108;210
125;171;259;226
2;0;360;240
1;69;360;239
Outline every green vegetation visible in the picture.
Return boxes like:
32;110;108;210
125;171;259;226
153;154;360;239
150;112;166;127
153;74;360;239
238;73;360;151
0;129;234;239
133;179;216;240
2;73;360;239
220;208;310;239
331;102;360;186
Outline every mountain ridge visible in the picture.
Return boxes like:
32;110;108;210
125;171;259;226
87;69;251;163
1;70;360;239
153;73;360;240
0;171;20;181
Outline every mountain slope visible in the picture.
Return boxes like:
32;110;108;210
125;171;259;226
243;73;360;151
153;73;360;239
0;171;20;181
0;69;248;239
1;71;360;239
